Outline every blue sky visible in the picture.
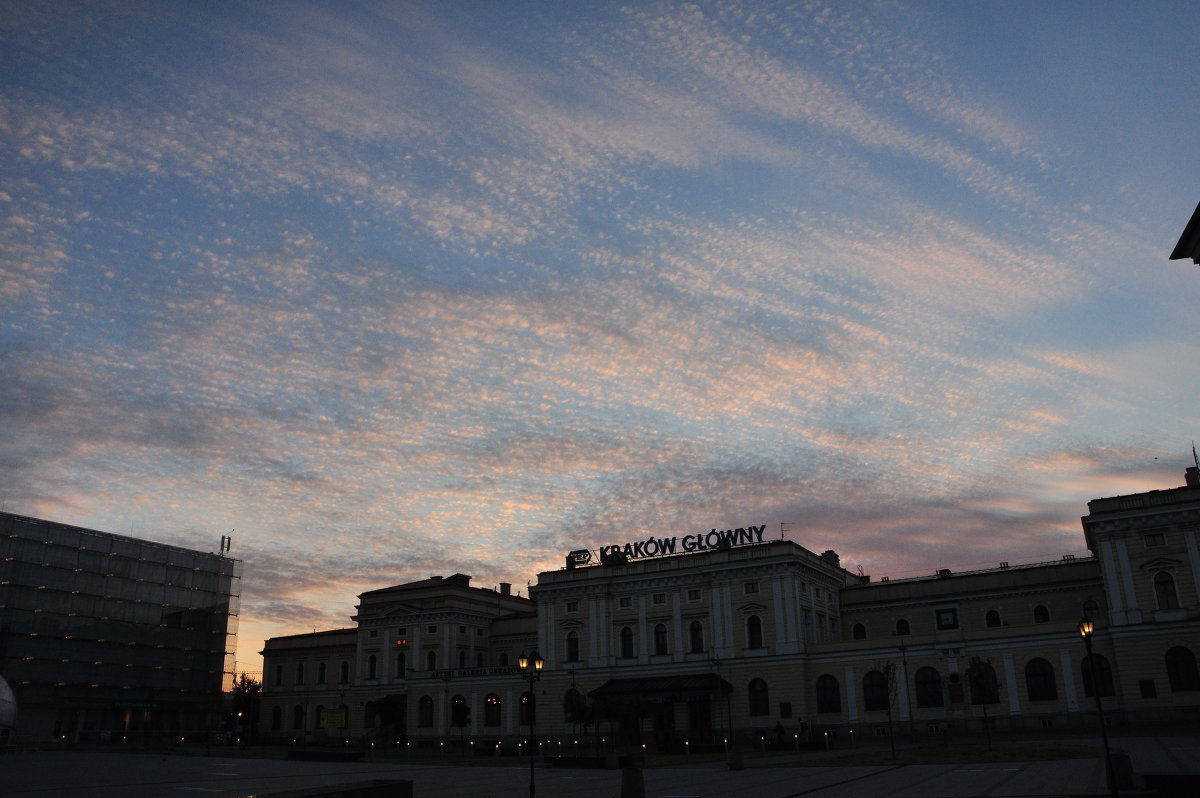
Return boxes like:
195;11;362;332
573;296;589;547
3;0;1198;673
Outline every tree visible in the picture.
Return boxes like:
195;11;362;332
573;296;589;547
231;673;261;743
965;657;995;751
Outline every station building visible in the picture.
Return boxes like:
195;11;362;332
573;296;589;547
259;470;1200;749
0;512;241;744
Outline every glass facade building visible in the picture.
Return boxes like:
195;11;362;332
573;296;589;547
0;512;241;743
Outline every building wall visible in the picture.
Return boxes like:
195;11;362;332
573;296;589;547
258;474;1200;747
0;512;241;744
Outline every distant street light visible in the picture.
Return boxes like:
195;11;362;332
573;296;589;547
518;651;544;798
1078;618;1118;798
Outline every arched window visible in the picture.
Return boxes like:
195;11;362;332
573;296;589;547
895;618;910;636
426;650;436;671
271;705;282;730
317;661;327;684
816;674;841;713
396;653;406;678
1025;657;1057;701
985;610;1002;628
748;678;770;716
1166;646;1200;691
1154;572;1180;610
417;695;434;728
484;693;502;726
291;705;304;730
746;615;763;649
367;654;377;679
1033;605;1050;624
519;691;535;726
852;623;866;640
863;670;889;711
339;660;349;683
914;666;943;708
967;661;1000;705
565;630;580;662
1082;654;1115;698
450;694;469;728
564;688;585;723
620;626;634;659
689;620;705;653
654;623;669;656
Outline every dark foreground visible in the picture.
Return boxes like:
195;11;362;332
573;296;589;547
1;733;1197;798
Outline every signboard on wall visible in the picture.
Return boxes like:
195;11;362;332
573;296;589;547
566;524;767;568
319;707;347;729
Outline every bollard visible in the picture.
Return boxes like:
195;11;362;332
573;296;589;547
620;764;646;798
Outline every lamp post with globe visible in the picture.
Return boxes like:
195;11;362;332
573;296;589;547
1078;617;1118;798
518;651;544;798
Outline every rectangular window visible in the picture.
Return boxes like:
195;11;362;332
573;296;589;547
652;592;666;605
566;601;579;613
397;627;407;636
936;608;959;630
368;630;378;638
458;625;466;634
618;596;632;609
744;582;759;595
427;624;437;633
687;588;701;601
1144;533;1166;548
1139;679;1157;698
779;701;793;718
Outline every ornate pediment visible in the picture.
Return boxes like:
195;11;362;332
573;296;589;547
1140;557;1181;573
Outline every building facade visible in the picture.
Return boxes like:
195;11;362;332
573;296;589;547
260;471;1200;748
0;512;242;743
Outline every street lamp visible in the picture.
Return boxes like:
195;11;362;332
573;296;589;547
710;657;742;770
518;650;544;798
1078;618;1118;798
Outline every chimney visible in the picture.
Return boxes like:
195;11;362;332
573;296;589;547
499;582;511;596
1187;467;1199;488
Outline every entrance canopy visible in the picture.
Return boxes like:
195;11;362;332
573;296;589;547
589;674;731;703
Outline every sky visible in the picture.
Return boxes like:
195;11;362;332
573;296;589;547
3;0;1199;676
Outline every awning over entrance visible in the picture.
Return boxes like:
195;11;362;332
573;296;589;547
589;674;732;703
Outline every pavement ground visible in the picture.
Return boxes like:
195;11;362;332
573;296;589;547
0;733;1196;798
